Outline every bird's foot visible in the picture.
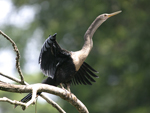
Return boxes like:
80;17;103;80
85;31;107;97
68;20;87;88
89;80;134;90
60;83;65;90
60;83;70;97
64;90;77;102
63;88;72;98
59;83;77;102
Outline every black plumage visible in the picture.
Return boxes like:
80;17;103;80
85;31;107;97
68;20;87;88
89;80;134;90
39;33;98;86
17;34;98;104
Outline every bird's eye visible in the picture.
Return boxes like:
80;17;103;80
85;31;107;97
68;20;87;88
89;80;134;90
104;14;107;17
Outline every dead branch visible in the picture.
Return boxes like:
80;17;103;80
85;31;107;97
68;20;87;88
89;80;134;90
0;81;89;113
0;97;27;107
40;94;66;113
0;72;26;84
0;73;65;113
0;30;25;84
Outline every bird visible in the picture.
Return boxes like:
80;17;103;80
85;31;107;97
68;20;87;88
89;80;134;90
16;10;121;105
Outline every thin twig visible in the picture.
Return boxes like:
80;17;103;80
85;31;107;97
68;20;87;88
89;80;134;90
0;97;27;107
0;30;25;84
35;98;38;113
0;72;27;84
40;94;66;113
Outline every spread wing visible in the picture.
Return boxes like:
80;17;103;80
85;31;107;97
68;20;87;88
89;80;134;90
71;62;99;85
39;33;70;79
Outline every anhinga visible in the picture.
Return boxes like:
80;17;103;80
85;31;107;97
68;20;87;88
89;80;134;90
17;11;121;104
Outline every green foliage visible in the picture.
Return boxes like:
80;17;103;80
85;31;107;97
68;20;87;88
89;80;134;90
0;0;150;113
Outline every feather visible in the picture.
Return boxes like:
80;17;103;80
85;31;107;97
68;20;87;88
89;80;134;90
83;62;98;73
80;66;96;82
39;34;70;79
83;62;99;78
79;67;92;85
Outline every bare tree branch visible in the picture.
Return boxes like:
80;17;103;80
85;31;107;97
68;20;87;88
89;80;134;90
0;97;27;107
0;81;89;113
0;72;26;84
0;30;66;113
40;94;66;113
0;73;65;113
0;30;89;113
0;30;25;84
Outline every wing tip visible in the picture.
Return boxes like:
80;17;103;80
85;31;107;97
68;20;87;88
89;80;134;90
53;33;57;37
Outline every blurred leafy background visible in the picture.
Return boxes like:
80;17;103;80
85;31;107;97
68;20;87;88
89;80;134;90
0;0;150;113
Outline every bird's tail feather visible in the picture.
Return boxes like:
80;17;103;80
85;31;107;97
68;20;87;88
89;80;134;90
14;92;41;108
20;93;32;103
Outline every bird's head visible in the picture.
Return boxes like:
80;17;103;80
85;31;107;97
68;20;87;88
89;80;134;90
98;10;122;21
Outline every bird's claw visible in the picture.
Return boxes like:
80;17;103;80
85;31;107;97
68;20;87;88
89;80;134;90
63;90;77;102
60;83;77;102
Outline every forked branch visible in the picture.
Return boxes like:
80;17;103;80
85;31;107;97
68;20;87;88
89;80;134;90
0;81;88;113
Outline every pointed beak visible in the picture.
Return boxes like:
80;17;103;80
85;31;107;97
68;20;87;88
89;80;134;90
107;10;122;18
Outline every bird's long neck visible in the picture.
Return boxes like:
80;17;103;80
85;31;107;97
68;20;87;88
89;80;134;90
71;16;105;71
80;17;105;59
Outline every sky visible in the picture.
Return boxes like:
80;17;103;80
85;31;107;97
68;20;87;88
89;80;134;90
0;0;38;81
